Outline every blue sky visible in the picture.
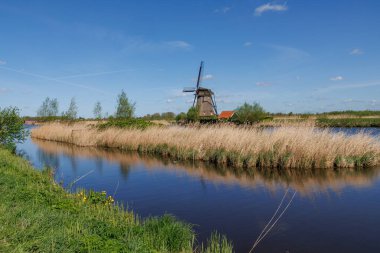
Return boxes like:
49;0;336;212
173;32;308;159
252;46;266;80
1;0;380;117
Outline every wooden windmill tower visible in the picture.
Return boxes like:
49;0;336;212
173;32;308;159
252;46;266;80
183;61;218;118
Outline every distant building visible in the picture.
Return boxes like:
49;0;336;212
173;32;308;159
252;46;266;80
218;111;235;120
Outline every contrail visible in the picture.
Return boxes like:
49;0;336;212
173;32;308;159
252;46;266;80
0;66;111;95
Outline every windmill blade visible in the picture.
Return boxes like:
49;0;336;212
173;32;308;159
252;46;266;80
196;61;204;89
183;87;196;92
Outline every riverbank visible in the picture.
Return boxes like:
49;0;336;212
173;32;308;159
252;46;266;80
0;148;232;252
31;122;380;169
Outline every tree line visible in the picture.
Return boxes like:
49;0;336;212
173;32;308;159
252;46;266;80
35;90;135;120
33;89;269;124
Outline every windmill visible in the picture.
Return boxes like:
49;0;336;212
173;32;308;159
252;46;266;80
183;61;218;117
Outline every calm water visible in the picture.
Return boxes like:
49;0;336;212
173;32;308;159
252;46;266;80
18;127;380;252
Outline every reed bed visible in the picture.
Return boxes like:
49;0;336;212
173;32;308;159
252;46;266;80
33;138;380;196
31;122;380;169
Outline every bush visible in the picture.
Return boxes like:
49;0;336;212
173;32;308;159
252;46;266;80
0;107;28;152
175;112;187;122
97;118;154;130
233;102;267;124
186;107;199;122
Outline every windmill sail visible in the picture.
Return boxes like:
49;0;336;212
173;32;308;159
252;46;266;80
182;61;218;118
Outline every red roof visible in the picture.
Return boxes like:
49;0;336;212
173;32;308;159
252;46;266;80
218;111;235;119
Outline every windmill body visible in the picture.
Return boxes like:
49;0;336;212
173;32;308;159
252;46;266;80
183;61;218;118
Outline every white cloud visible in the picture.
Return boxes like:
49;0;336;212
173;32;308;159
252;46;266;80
203;74;213;80
243;42;252;47
254;3;288;16
214;7;231;13
164;40;192;49
350;48;363;55
0;59;6;65
166;99;173;103
330;76;343;81
256;82;272;87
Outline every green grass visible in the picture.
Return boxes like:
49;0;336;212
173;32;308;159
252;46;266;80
316;117;380;127
0;148;233;252
98;118;155;130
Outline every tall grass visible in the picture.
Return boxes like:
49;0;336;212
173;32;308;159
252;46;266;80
31;122;380;169
0;147;233;252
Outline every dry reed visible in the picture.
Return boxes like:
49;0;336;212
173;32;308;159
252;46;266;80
31;122;380;169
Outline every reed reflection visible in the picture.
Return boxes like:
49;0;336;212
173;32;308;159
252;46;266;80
32;138;380;196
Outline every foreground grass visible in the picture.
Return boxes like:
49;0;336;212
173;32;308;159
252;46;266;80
0;148;233;252
31;123;380;169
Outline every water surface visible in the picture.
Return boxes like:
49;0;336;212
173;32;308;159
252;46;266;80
18;127;380;252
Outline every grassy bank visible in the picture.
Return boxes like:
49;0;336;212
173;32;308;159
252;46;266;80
31;123;380;169
0;148;232;252
316;117;380;127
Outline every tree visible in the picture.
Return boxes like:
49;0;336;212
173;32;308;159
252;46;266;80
0;107;28;152
161;112;175;120
175;112;187;122
64;97;78;120
115;90;135;119
234;102;267;124
93;101;102;119
37;97;59;117
186;107;199;122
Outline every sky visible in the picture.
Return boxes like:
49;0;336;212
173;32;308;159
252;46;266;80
1;0;380;117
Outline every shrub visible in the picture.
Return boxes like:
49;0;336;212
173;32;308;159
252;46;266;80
186;106;199;122
0;107;28;152
233;102;267;124
98;118;154;130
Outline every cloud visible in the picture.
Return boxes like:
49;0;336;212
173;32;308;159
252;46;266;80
243;42;252;47
214;7;231;13
254;3;288;16
0;59;6;65
269;44;309;61
122;38;192;54
350;48;363;55
166;99;173;103
203;74;213;80
256;82;272;87
330;76;343;81
164;40;192;49
316;80;380;93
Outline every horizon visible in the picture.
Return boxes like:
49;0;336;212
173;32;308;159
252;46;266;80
1;0;380;117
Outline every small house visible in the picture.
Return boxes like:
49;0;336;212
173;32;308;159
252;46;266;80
218;111;235;120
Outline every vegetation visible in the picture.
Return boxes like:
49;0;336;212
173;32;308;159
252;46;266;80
116;90;135;119
143;112;176;121
319;110;380;117
317;117;380;127
63;97;79;120
93;101;103;119
0;107;28;152
175;112;187;122
0;148;233;252
186;107;199;122
31;123;380;169
98;118;154;130
37;97;59;117
233;102;267;124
